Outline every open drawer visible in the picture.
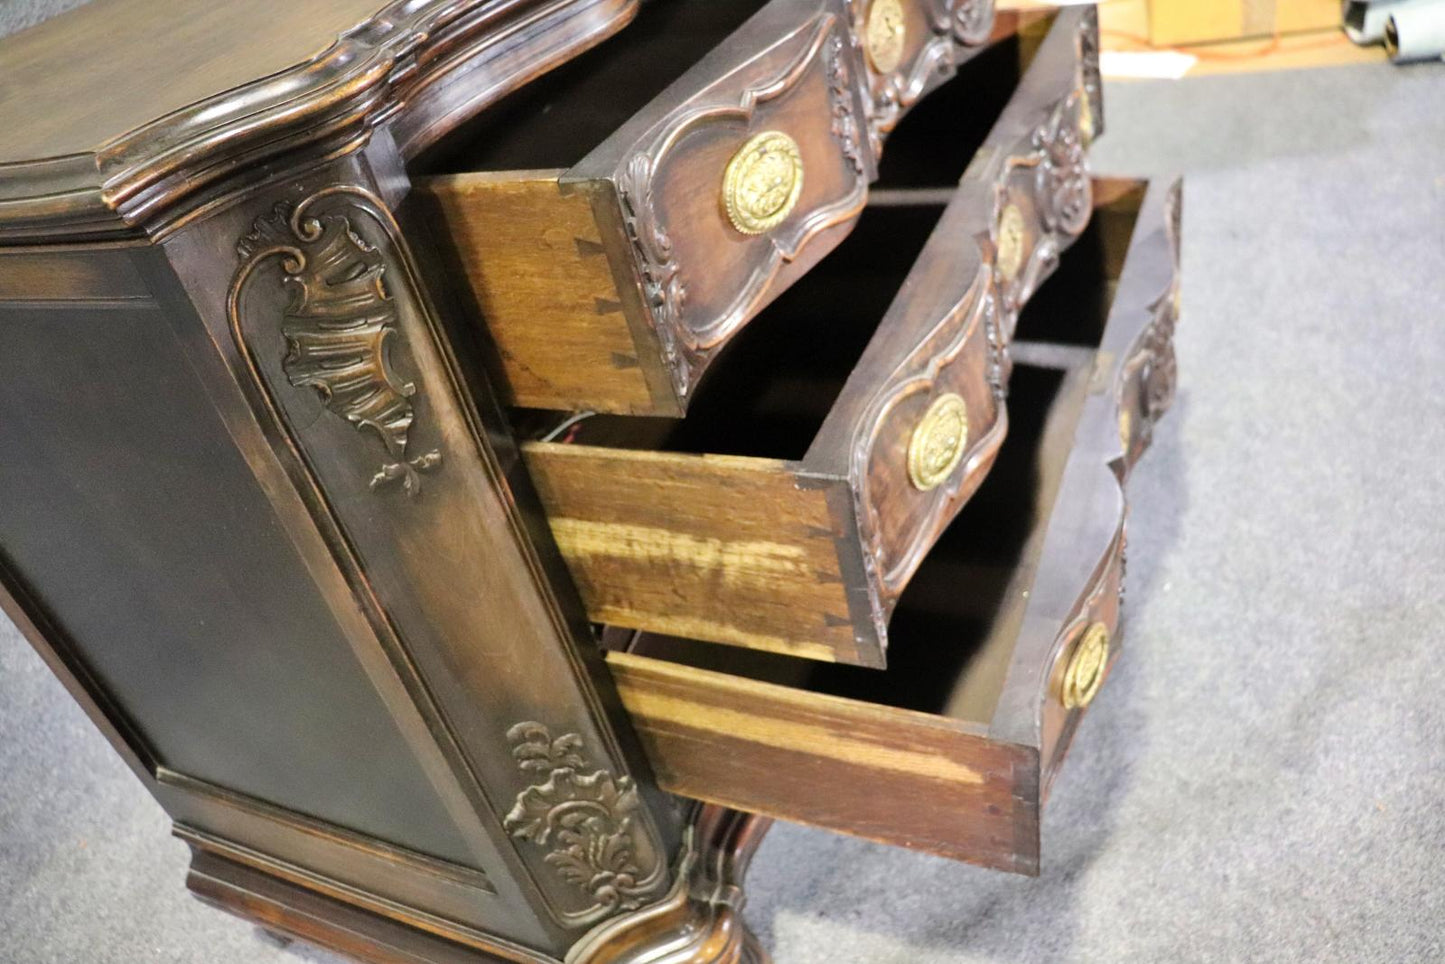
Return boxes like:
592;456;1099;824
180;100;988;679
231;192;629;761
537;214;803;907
519;9;1100;668
602;177;1182;875
413;1;1072;415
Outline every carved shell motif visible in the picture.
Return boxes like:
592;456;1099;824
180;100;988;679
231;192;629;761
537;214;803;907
504;722;661;924
236;201;442;497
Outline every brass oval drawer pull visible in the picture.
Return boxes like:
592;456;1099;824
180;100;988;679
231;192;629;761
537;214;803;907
1061;622;1110;709
722;130;805;236
996;203;1027;281
865;0;908;73
908;393;969;491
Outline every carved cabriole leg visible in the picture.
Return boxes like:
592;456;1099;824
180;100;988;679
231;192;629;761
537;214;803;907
565;805;773;964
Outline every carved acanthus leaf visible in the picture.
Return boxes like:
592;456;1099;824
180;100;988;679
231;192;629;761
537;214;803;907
504;722;658;924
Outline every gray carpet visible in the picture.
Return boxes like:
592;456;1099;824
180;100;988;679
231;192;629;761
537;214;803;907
2;15;1444;961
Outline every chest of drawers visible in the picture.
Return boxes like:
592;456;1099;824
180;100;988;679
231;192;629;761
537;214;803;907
0;3;1176;963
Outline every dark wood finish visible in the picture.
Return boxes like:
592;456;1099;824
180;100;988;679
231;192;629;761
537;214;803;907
521;8;1100;667
418;0;1016;415
603;177;1182;875
419;0;874;414
0;0;639;242
0;2;1168;961
565;805;773;964
0;3;709;960
187;804;773;964
849;0;998;157
187;849;554;964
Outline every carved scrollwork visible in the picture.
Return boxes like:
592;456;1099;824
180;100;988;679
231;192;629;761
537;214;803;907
232;194;442;496
827;32;867;178
1139;288;1179;426
850;268;1007;618
851;0;997;154
1118;182;1182;464
617;153;687;391
1034;96;1092;237
1078;5;1103;141
566;806;771;964
503;722;663;926
617;15;868;400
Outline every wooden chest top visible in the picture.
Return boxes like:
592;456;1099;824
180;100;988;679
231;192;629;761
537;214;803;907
0;0;638;241
0;0;387;164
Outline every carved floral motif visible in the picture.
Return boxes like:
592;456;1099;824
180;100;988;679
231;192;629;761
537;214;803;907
826;32;867;177
1122;182;1182;455
503;722;659;923
234;197;442;496
1141;288;1179;423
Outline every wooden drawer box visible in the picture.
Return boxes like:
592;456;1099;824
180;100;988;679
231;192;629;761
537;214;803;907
519;7;1100;668
413;0;1027;416
604;177;1181;875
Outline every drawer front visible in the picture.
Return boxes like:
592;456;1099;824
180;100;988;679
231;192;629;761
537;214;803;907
816;5;1100;618
578;0;876;406
848;0;998;155
997;176;1182;790
523;9;1102;667
420;0;1061;416
606;176;1183;876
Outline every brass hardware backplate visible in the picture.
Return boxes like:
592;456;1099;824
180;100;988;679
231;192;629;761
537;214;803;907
722;131;805;235
907;392;969;491
865;0;907;73
1061;622;1110;710
996;202;1027;282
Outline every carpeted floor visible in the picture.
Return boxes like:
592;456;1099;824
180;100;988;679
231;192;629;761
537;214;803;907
2;14;1444;962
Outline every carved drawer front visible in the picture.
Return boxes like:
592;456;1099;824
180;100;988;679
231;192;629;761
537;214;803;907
412;1;1094;416
517;8;1100;669
848;0;997;157
604;178;1182;875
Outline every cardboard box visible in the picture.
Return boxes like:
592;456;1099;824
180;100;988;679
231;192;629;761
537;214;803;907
1148;0;1342;45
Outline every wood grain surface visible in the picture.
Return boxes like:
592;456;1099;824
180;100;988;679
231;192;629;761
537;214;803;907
0;0;383;163
524;442;865;664
0;0;639;240
419;172;667;413
606;649;1042;875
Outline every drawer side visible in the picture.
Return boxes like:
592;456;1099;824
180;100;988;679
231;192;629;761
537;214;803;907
525;443;871;665
608;650;1042;875
416;171;673;413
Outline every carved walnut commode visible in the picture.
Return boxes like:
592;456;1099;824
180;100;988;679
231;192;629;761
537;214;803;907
0;2;1178;962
